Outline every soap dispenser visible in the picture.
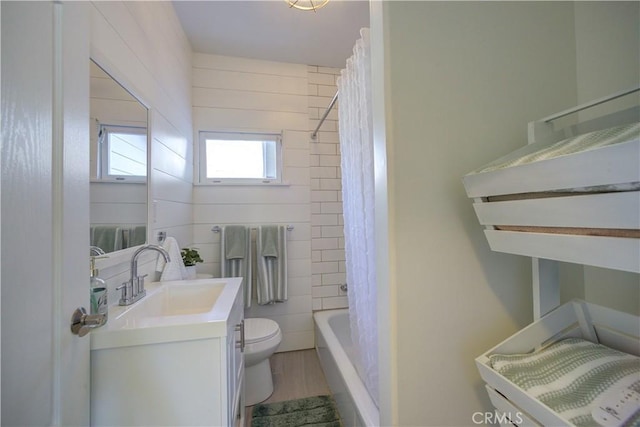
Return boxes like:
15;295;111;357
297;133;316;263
90;257;108;320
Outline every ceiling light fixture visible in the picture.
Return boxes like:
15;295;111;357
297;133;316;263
285;0;330;11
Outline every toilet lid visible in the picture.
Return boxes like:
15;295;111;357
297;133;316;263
244;318;280;344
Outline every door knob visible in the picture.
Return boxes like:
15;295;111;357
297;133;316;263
70;307;106;337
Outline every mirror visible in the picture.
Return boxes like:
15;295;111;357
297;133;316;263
90;60;148;254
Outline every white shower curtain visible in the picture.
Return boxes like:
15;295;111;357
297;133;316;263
338;28;378;407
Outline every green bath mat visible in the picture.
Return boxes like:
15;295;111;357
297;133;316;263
251;395;342;427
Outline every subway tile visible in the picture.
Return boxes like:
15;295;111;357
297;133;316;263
311;261;339;274
311;190;337;202
312;214;338;226
320;178;341;191
322;296;349;310
321;272;346;286
321;226;344;238
320;202;343;214
311;178;321;190
311;274;322;287
309;118;337;132
307;84;318;97
321;249;345;262
316;131;340;143
312;285;339;298
308;72;334;85
319;155;341;167
323;108;339;121
311;237;338;251
312;250;322;263
318;84;338;97
310;142;337;156
310;166;337;179
308;95;334;109
308;106;319;119
311;226;322;238
311;202;322;214
312;298;323;311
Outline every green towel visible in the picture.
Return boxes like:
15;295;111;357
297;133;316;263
128;225;146;247
260;225;279;258
224;226;247;259
91;225;123;252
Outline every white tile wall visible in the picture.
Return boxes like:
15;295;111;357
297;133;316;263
308;66;349;312
192;54;313;352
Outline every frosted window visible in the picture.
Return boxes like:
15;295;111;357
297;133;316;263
199;131;282;184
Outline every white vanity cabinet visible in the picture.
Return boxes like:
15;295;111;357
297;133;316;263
90;278;245;427
227;294;245;426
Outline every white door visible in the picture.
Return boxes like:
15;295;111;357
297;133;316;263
1;2;90;425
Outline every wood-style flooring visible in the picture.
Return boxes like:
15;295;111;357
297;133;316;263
244;349;331;421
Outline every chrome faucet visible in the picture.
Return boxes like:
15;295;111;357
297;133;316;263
90;245;106;256
117;244;170;306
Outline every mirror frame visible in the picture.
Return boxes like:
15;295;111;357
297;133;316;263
90;51;153;270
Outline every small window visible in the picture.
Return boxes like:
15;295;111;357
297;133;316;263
97;125;147;182
199;131;283;185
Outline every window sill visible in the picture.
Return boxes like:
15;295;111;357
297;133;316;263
194;181;291;187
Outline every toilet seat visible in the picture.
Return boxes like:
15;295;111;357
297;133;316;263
244;318;280;344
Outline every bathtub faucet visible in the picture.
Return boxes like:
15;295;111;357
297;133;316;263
340;284;348;293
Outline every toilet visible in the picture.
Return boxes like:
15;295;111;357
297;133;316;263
243;317;282;406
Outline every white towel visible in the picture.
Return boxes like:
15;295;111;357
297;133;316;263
156;236;187;281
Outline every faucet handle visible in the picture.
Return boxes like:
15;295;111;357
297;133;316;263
116;282;131;304
136;274;149;295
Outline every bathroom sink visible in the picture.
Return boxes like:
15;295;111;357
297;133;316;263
90;277;243;349
143;282;224;316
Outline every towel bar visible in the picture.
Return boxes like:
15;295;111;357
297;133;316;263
211;225;294;233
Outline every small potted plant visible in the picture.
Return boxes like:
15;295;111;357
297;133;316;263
181;247;203;279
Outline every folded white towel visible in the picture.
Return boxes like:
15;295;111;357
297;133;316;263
156;236;187;281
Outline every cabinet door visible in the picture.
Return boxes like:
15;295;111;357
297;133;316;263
226;290;245;425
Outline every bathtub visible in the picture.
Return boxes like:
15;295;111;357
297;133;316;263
314;309;379;427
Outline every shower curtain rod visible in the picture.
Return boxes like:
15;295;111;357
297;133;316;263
311;91;339;140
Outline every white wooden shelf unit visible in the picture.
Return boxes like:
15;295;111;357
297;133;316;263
463;88;640;426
